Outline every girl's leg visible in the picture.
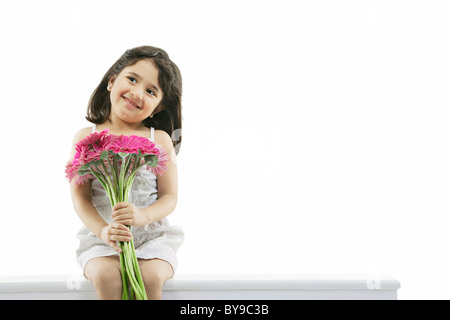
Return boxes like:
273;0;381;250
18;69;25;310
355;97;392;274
138;258;174;300
84;256;122;300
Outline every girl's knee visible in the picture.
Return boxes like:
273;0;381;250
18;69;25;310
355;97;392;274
142;270;167;300
140;260;173;291
143;270;166;290
93;269;121;289
85;257;122;291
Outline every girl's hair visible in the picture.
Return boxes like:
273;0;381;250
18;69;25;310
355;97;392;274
86;46;183;154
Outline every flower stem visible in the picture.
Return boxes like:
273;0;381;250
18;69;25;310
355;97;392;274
119;243;129;300
90;168;115;205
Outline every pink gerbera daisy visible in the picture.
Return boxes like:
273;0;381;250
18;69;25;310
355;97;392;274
65;161;78;182
148;144;169;176
107;135;145;155
76;129;110;149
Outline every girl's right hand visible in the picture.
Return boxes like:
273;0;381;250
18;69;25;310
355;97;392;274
100;223;133;253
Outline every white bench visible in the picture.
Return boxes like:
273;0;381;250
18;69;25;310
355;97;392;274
0;274;400;300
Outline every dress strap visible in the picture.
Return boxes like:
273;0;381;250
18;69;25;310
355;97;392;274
150;127;155;141
91;124;97;133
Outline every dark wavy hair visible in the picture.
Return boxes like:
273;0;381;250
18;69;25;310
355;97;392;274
86;46;183;154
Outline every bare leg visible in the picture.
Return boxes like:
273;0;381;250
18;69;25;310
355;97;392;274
138;258;174;300
84;256;122;300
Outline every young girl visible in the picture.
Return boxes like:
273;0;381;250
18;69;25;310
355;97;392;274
69;46;184;300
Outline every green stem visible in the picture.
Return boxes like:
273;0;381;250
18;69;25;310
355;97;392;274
100;161;113;189
118;156;131;201
90;168;114;205
119;244;129;300
124;171;137;203
107;156;118;190
124;154;134;176
123;244;136;295
130;238;147;299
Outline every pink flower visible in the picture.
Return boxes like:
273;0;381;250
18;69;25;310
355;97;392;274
107;135;145;155
74;129;115;163
65;161;78;182
66;130;114;185
76;129;110;149
141;139;161;156
148;144;169;176
95;133;117;151
106;134;161;156
65;160;93;185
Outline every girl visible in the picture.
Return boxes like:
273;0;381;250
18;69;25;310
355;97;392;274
69;46;184;300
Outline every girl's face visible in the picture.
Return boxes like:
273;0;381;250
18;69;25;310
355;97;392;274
108;59;163;125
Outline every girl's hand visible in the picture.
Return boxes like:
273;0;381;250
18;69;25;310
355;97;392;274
100;223;132;253
112;202;147;227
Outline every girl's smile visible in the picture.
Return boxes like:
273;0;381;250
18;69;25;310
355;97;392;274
123;95;143;110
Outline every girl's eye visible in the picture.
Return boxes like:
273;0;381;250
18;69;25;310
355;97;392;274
147;89;156;96
128;76;137;83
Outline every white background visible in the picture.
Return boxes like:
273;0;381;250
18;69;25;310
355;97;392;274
0;0;449;299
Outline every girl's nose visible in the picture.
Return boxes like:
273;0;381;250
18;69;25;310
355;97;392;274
130;89;143;101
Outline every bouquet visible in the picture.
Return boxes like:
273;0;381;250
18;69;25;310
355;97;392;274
65;129;168;300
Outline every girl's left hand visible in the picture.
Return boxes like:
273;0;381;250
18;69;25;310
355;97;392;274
112;202;147;227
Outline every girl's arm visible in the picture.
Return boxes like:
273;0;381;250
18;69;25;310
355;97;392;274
70;128;132;252
112;130;178;226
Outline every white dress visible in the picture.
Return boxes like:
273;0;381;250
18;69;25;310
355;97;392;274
75;126;184;273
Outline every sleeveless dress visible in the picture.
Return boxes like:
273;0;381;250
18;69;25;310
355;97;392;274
76;126;184;273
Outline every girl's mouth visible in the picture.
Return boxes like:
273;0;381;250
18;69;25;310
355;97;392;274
123;96;142;109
